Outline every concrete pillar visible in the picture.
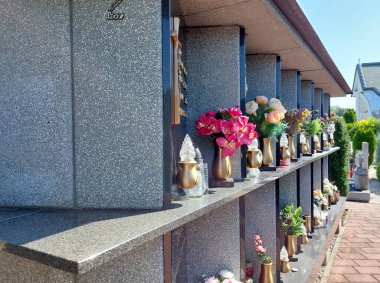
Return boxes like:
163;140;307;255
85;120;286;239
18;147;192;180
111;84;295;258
301;81;314;151
184;26;242;180
245;182;277;283
246;55;281;165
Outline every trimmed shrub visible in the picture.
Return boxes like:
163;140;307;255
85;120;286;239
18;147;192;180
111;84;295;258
376;135;380;164
352;127;377;165
343;108;357;124
346;122;357;133
329;118;350;196
377;163;380;183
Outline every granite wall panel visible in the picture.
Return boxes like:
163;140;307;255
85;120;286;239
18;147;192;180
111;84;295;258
313;160;322;191
324;93;331;115
281;70;298;109
0;0;74;207
245;182;277;283
314;88;323;117
173;199;240;282
73;0;164;208
78;237;163;283
184;26;242;180
323;157;329;180
299;164;312;215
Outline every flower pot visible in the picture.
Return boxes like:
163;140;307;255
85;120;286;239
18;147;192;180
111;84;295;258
259;262;274;283
247;149;263;169
212;142;232;181
262;137;273;166
288;135;296;158
280;259;291;273
303;214;311;234
177;161;200;189
285;235;296;257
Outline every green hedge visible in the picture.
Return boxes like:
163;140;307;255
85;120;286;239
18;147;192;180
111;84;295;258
343;108;357;124
329;118;350;196
377;163;380;183
352;127;377;165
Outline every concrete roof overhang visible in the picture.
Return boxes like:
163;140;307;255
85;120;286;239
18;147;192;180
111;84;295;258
172;0;352;97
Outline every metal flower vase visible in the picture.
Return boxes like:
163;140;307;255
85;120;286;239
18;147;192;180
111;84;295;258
212;141;232;181
259;263;274;283
262;137;273;166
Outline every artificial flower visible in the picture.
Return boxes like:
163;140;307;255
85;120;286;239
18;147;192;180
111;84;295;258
195;114;222;135
268;98;287;114
246;101;258;115
205;277;220;283
221;119;239;138
219;270;234;280
226;105;242;118
256;96;268;105
256;245;266;253
253;234;260;241
236;116;258;145
205;110;216;117
216;136;239;158
264;110;284;124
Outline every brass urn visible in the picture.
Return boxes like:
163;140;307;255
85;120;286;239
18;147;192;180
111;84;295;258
303;214;312;234
259;263;274;283
288;135;296;158
285;235;296;257
177;161;200;189
314;216;321;226
212;145;232;180
262;137;273;166
330;138;335;146
301;142;309;154
280;146;291;161
247;149;263;169
280;259;291;273
301;234;309;245
314;137;321;151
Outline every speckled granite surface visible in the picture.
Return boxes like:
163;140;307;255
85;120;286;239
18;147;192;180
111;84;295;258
300;164;312;215
0;149;339;275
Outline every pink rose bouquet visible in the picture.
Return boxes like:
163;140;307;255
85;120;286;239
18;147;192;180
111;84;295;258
195;106;258;158
253;234;273;264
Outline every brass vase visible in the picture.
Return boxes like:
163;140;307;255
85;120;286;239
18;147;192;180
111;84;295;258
212;143;232;181
314;216;320;226
259;263;274;283
331;138;335;146
247;149;263;168
303;215;311;234
285;235;296;257
301;142;308;154
322;204;328;211
177;161;200;189
288;135;296;158
280;259;291;273
306;137;311;153
280;146;291;161
301;234;309;245
314;137;321;151
262;137;273;166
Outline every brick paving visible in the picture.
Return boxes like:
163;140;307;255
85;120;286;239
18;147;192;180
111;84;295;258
328;202;380;282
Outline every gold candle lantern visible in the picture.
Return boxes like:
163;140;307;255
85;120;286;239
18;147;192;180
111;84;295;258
288;135;296;159
177;161;199;189
301;234;309;245
280;146;291;161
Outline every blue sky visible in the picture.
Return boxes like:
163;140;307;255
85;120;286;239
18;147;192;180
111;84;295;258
297;0;380;108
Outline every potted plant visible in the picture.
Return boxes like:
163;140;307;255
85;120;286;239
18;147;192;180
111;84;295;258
280;204;304;257
253;234;274;283
246;97;287;168
195;106;258;183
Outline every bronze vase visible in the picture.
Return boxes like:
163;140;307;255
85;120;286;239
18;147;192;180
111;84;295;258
301;234;309;245
177;161;200;189
288;135;296;158
262;137;273;166
314;216;320;226
285;235;296;257
314;136;321;151
303;214;312;234
280;259;291;273
259;263;274;283
301;142;308;154
280;146;291;161
247;149;263;169
212;141;232;181
306;137;311;153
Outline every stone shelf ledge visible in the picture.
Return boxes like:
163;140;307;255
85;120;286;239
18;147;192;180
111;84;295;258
0;148;339;275
281;196;346;283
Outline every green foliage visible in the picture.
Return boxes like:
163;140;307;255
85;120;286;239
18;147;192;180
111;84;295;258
349;118;380;139
261;256;273;264
343;108;357;124
352;128;377;165
346;122;357;133
299;118;323;137
257;120;287;138
280;204;305;237
330;106;345;116
376;135;380;164
329;118;350;196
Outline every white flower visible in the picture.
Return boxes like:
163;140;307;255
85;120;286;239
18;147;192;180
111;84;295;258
246;101;258;115
219;270;235;280
204;277;220;283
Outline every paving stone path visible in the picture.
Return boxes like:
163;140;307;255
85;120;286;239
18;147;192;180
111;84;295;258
327;166;380;283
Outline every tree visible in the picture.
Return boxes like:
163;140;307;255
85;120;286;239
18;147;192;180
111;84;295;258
329;118;350;196
330;106;345;117
343;108;357;124
352;127;377;165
